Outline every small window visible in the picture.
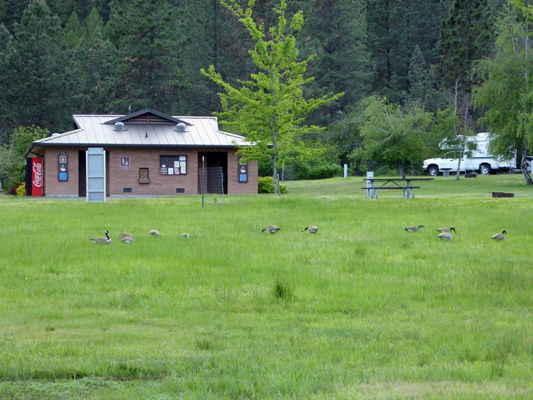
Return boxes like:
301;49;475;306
160;155;187;175
139;168;150;184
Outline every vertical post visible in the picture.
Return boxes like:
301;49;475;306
366;171;375;199
344;164;348;178
201;156;205;208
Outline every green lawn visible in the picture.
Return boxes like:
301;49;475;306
0;175;532;399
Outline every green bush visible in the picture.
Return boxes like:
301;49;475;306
288;159;343;180
258;176;287;194
15;182;26;196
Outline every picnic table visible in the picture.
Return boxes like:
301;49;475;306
362;177;434;199
441;168;452;177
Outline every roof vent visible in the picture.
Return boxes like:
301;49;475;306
113;122;127;131
52;133;60;137
174;123;187;132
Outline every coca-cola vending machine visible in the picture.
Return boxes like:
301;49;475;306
31;158;43;196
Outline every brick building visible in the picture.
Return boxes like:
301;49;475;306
24;109;258;199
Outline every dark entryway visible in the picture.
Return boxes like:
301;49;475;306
198;152;228;194
78;150;86;197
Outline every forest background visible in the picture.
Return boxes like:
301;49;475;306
0;0;528;190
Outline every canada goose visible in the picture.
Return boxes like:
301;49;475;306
438;232;452;241
302;226;319;234
437;227;456;233
121;235;134;243
90;230;111;244
491;230;507;240
405;225;424;232
149;229;160;236
180;233;191;238
118;232;133;239
260;225;281;234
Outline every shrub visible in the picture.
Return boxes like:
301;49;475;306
287;159;343;180
258;176;287;194
15;182;26;196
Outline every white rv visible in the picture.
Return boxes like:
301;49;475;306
423;133;516;176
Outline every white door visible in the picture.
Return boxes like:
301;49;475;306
86;148;106;202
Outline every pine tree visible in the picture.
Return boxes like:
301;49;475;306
2;0;80;132
294;0;371;124
69;8;118;114
407;44;435;105
437;0;496;88
105;0;183;113
176;0;254;115
366;0;447;105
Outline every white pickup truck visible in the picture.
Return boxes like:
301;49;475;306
423;133;516;176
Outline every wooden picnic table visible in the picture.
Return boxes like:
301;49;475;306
362;178;434;199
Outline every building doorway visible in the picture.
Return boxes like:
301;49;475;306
198;152;228;194
78;150;110;198
78;150;86;197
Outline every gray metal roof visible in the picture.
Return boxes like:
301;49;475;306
29;113;250;150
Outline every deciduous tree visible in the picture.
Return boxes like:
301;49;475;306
349;96;436;178
474;1;533;183
201;0;343;194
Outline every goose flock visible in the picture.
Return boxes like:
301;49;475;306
90;229;190;244
91;225;318;244
404;225;507;241
91;224;506;244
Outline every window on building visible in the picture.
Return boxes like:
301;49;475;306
160;155;187;175
139;168;149;184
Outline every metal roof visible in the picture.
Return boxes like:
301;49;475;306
27;112;250;153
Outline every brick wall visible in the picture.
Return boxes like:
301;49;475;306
108;148;198;196
43;148;81;197
227;151;258;195
42;146;258;197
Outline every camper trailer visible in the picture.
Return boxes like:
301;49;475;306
423;133;516;176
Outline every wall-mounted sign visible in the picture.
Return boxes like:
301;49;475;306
238;157;248;183
58;152;68;181
32;158;43;196
120;156;130;170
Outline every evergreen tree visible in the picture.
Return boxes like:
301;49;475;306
407;44;435;105
437;0;496;88
0;23;13;140
366;0;447;106
68;8;118;114
294;0;371;124
0;0;29;32
64;11;86;49
105;0;182;113
177;0;254;115
1;0;80;132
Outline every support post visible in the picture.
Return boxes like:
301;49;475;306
366;171;375;199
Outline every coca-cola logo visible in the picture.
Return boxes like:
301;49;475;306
32;161;42;188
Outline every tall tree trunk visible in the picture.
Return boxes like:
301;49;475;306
521;146;533;184
454;77;462;180
399;163;406;179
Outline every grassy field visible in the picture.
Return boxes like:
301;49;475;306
0;174;532;399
